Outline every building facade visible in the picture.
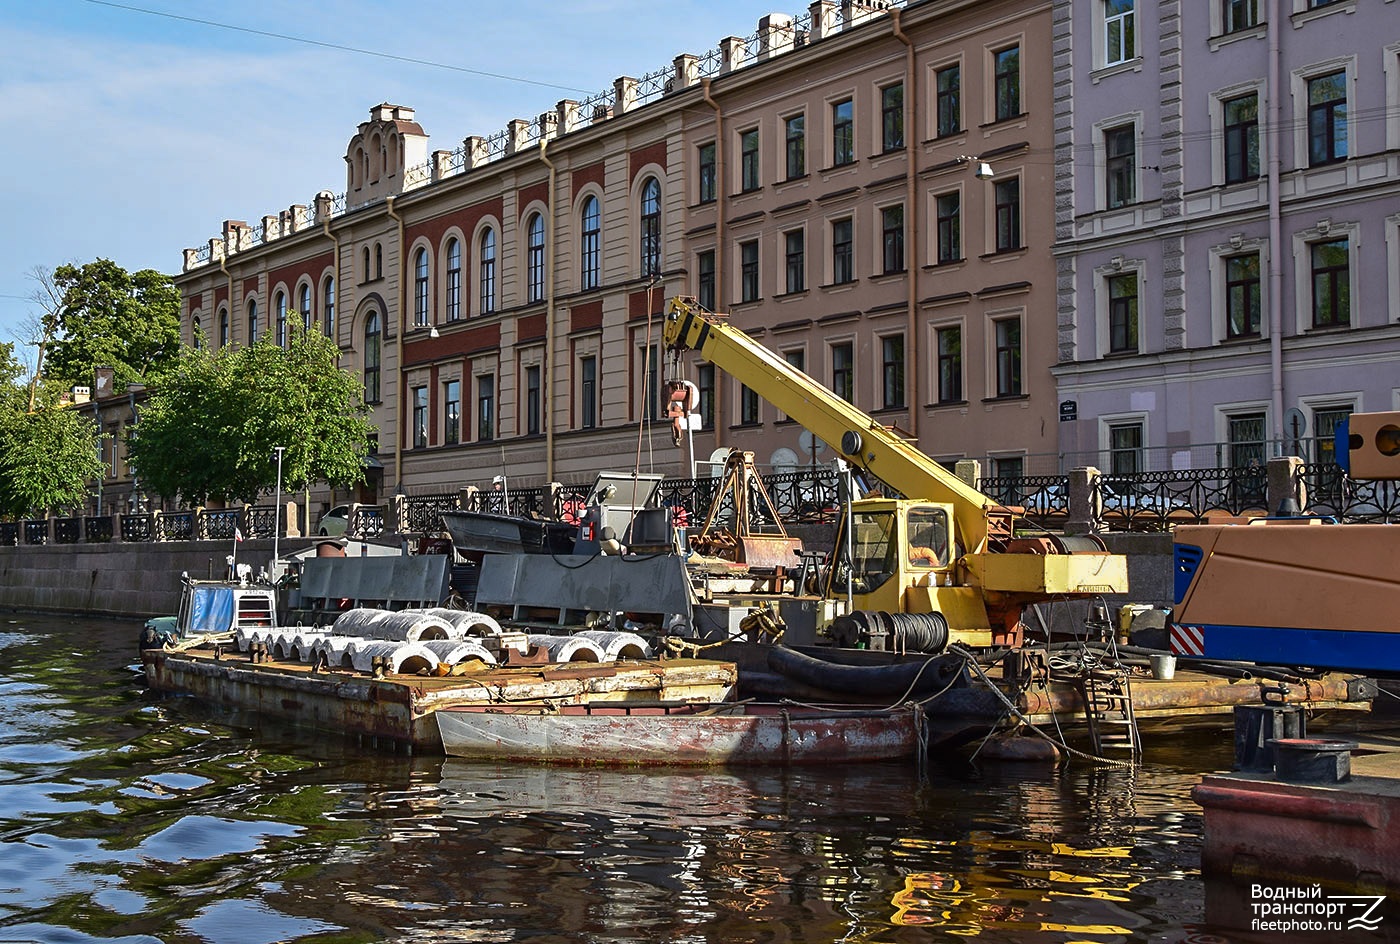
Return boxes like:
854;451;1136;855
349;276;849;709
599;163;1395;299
1052;0;1400;476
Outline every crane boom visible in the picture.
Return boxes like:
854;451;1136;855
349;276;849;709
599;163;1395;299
664;297;997;550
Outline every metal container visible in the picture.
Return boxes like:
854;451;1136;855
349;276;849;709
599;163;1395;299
1267;737;1357;784
1233;704;1306;772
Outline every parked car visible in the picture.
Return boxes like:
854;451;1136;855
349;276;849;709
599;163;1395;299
316;505;350;536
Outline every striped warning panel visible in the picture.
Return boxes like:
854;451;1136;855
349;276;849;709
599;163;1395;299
1171;623;1205;656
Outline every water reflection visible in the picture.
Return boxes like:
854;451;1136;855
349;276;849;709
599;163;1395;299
0;613;1221;943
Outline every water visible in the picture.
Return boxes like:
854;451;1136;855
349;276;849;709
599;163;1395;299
0;612;1231;943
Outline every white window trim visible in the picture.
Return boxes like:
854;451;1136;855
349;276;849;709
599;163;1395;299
1208;235;1270;342
1386;211;1400;327
1290;0;1357;22
1289;56;1357;171
928;316;967;405
1091;112;1143;212
1291;218;1360;334
1386;42;1400;153
1209;80;1268;187
828;334;859;403
1210;0;1264;40
1100;0;1137;70
983;35;1026;125
929;183;966;266
1097;412;1150;470
1213;401;1272;449
1093;257;1145;358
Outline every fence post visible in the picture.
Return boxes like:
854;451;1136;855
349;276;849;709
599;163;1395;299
284;499;302;537
1066;466;1102;535
391;493;408;533
152;510;165;541
954;459;981;490
1267;456;1307;516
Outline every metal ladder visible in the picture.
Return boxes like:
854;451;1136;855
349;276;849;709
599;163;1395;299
1082;666;1141;758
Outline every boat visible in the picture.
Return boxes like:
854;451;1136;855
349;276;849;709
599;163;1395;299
434;700;922;766
437;509;578;557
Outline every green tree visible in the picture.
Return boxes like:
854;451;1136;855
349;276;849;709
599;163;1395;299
127;327;375;505
0;341;105;519
40;259;181;391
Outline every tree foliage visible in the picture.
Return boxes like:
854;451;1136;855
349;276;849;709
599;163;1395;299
40;259;182;391
0;341;105;519
127;327;376;505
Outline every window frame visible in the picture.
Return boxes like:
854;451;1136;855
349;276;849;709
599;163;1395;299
412;385;429;449
1306;70;1348;167
935;63;962;138
832;218;855;284
1309;237;1350;328
580;195;601;291
881;204;905;275
993;46;1021;122
1106;271;1140;354
936;324;963;404
413;247;430;326
1104;124;1137;209
698;142;717;204
323;276;336;337
445;237;462;322
579;354;598;429
881;334;905;410
740;239;760;303
740;129;761;192
881;83;904;153
476;375;495;443
1104;0;1136;68
993;316;1023;398
697;249;716;311
275;290;288;347
444;378;461;446
524;364;541;436
640;177;662;278
784;229;805;294
831;341;855;404
784;113;806;179
993;177;1022;252
1225;252;1263;338
526;212;546;304
832;98;855;166
479;227;497;315
1223;92;1261;184
936;191;962;264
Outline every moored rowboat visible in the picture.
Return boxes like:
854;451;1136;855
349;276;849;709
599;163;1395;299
435;701;921;766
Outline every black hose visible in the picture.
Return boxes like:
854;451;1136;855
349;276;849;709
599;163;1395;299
766;645;962;697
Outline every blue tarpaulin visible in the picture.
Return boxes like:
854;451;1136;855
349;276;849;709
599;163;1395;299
188;587;236;634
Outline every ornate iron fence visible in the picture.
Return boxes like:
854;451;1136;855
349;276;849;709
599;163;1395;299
0;522;17;546
156;512;194;542
1299;463;1400;521
54;517;82;544
84;516;114;543
24;521;47;545
200;508;241;540
348;505;385;539
244;505;277;538
402;493;459;534
121;514;153;542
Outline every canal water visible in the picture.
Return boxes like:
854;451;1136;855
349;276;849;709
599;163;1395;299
1;612;1238;943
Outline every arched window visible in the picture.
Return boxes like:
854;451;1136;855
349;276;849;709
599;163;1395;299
375;244;383;280
445;238;462;321
480;228;497;315
580;196;600;291
192;316;201;349
299;284;312;333
275;291;288;346
362;247;371;282
364;312;381;403
526;213;545;303
219;308;229;347
413;247;429;326
640;177;661;277
247;299;259;342
323;277;335;337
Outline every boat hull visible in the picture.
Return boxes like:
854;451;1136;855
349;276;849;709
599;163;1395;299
435;702;920;766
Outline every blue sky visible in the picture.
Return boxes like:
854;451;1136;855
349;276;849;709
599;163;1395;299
0;0;787;354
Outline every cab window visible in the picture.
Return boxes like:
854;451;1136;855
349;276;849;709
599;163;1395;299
907;507;950;568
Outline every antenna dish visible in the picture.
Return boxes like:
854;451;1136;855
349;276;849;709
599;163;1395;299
770;447;799;472
707;447;730;478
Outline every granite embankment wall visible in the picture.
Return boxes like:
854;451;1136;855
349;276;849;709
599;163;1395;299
0;531;1177;621
0;539;316;620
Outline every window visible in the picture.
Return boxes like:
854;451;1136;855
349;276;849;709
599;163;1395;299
1223;93;1260;184
445;239;462;321
1108;422;1144;476
640;177;661;278
480;228;497;314
1105;125;1136;209
412;386;428;449
785;230;805;294
363;313;380;403
740;240;760;302
526;213;545;303
831;342;854;403
444;380;461;445
1225;252;1262;338
1310;238;1350;327
580;196;600;291
191;316;201;349
936;192;961;264
881;84;903;152
275;291;287;346
882;205;904;274
580;356;597;429
697;250;715;310
937;326;962;403
740;129;760;191
1104;0;1135;67
1311;406;1351;464
994;46;1021;122
698;143;716;204
1107;273;1139;354
785;348;806;373
247;299;258;343
413;248;429;326
361;247;371;283
740;384;760;425
219;309;229;347
638;342;661;422
375;244;383;280
1228;412;1266;468
833;219;854;284
1224;0;1258;32
696;363;715;429
525;365;541;436
299;284;312;332
882;335;905;410
323;277;335;337
993;456;1024;480
832;99;854;166
785;114;805;179
994;178;1021;252
1308;71;1347;166
994;317;1022;397
477;376;495;442
935;64;961;137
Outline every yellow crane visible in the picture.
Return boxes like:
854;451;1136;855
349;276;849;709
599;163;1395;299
663;296;1128;650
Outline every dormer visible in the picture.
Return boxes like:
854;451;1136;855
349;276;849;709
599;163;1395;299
344;104;429;206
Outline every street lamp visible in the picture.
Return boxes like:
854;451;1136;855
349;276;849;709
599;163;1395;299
272;445;286;574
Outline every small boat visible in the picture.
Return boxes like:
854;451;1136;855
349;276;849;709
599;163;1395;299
435;700;922;766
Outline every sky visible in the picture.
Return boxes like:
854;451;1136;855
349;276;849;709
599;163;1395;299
0;0;789;353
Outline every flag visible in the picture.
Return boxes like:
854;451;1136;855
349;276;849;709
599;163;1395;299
234;527;244;543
